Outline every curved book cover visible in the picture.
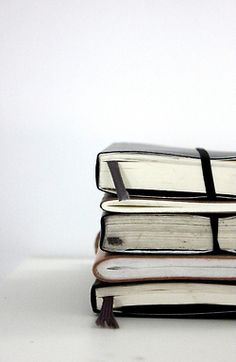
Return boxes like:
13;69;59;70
91;280;236;322
92;247;236;283
96;142;236;199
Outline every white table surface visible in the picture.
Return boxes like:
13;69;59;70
0;258;236;362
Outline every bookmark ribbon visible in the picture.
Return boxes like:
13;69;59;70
196;148;216;200
107;161;130;201
196;148;220;253
108;149;223;254
96;296;119;329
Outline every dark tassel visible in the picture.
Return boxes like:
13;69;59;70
96;296;119;329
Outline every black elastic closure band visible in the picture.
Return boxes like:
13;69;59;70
196;148;216;200
107;161;130;201
196;148;220;253
209;215;221;254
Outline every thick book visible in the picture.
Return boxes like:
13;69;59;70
96;143;236;198
100;211;236;254
93;247;236;283
91;280;236;328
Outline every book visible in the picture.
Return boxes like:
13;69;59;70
91;280;236;328
92;247;236;283
101;193;236;213
96;143;236;198
100;212;236;254
93;144;236;328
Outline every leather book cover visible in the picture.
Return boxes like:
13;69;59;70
95;142;236;199
92;246;236;283
91;279;236;319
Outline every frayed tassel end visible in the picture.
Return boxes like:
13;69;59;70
96;296;119;329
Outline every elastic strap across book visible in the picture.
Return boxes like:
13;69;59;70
108;150;222;254
109;149;217;201
107;161;130;201
196;148;216;200
196;148;220;253
209;215;221;254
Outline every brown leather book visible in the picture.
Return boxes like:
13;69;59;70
93;246;236;283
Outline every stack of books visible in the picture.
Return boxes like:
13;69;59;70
91;143;236;328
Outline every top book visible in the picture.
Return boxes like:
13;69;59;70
96;142;236;199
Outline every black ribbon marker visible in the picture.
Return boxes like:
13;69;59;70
196;148;216;200
210;215;221;254
96;296;119;329
107;161;130;201
196;148;220;253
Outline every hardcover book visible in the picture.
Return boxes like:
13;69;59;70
99;211;236;254
93;247;236;283
96;143;236;199
91;279;236;327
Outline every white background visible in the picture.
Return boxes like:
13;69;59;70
0;0;236;268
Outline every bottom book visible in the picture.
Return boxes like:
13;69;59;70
91;280;236;328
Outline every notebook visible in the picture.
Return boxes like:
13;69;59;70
93;247;236;283
96;143;236;198
91;280;236;328
101;193;236;213
100;212;236;254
